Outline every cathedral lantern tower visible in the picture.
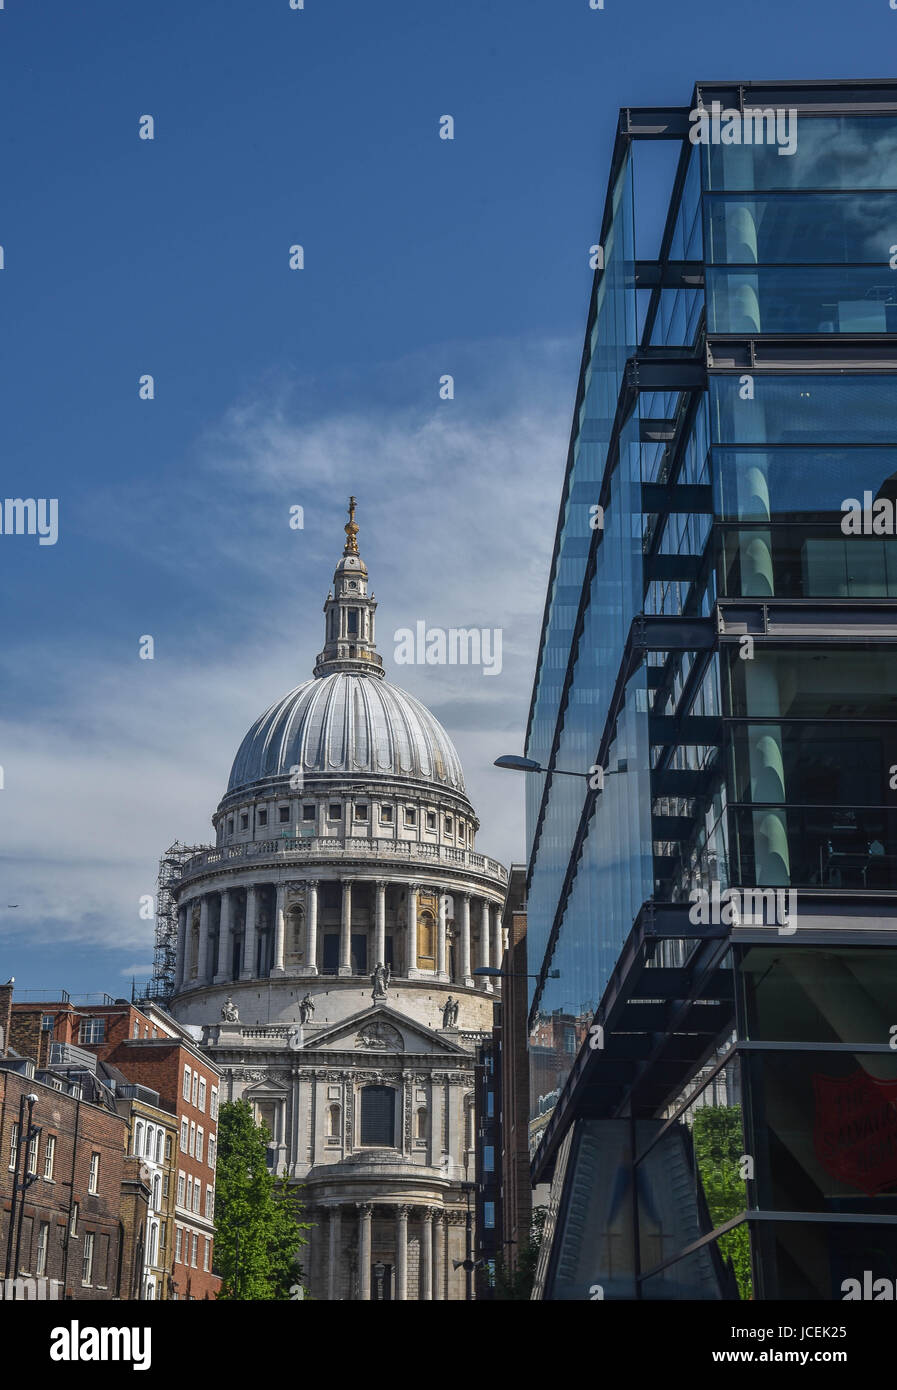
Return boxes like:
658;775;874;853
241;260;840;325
166;499;508;1300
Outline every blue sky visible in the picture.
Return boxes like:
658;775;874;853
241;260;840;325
0;0;889;994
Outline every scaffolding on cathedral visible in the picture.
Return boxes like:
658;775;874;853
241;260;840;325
139;841;206;1005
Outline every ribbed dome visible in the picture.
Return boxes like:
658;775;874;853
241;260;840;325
227;671;466;794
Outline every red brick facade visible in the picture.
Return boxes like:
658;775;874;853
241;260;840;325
0;1067;144;1299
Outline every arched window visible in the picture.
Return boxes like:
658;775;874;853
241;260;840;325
416;1107;428;1140
464;1094;475;1151
360;1085;395;1147
145;1125;154;1158
149;1222;159;1265
153;1174;162;1211
155;1131;163;1164
134;1121;143;1156
328;1104;341;1138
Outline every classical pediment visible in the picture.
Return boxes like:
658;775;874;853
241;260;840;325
292;1004;471;1057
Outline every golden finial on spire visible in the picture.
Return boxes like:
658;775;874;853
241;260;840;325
343;495;359;555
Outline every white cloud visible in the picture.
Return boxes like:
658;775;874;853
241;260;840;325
0;340;568;960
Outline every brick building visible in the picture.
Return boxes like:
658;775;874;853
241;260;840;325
0;985;147;1300
8;991;220;1299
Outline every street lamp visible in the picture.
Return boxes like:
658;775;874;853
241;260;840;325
494;754;627;787
5;1092;40;1295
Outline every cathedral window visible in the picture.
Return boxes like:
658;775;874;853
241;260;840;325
404;807;416;826
328;803;342;819
227;818;233;834
380;805;393;824
444;817;453;836
416;1108;428;1140
355;803;368;821
258;808;267;826
240;813;249;830
328;1103;341;1138
279;806;290;823
426;812;436;830
360;1085;395;1147
302;804;315;821
347;609;359;635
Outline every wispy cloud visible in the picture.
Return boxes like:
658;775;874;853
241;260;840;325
0;339;569;969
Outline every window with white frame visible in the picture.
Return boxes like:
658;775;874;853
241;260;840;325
192;1183;200;1215
191;1233;198;1267
210;1088;218;1120
203;1238;211;1272
82;1231;95;1285
180;1118;188;1152
198;1078;206;1113
208;1134;216;1168
155;1130;163;1164
175;1227;183;1263
205;1185;214;1220
88;1152;100;1194
27;1133;40;1175
134;1121;143;1155
191;1073;198;1107
177;1172;185;1206
145;1125;154;1158
43;1134;56;1180
78;1017;105;1045
189;1121;195;1157
182;1066;191;1101
8;1121;18;1170
196;1127;203;1164
36;1221;49;1276
70;1202;79;1238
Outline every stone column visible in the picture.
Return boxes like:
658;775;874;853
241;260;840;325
374;880;387;969
395;1205;409;1301
273;882;287;976
327;1205;342;1301
491;904;503;970
478;900;492;991
433;1211;445;1301
306;880;319;975
196;896;211;984
406;884;419;976
420;1210;434;1300
241;886;258;980
214;891;233;983
174;903;188;991
339;879;353;975
437;892;448;980
459;894;472;986
357;1203;372;1300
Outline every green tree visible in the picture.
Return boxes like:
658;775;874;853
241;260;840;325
214;1099;311;1300
494;1205;548;1300
692;1105;753;1299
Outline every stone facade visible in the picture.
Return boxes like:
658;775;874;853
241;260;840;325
167;502;507;1299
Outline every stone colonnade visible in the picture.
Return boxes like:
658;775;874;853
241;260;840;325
314;1201;465;1301
174;878;506;992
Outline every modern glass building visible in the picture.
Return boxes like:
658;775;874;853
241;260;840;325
524;80;897;1300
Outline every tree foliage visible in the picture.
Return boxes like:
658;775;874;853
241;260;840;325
692;1104;753;1299
493;1205;548;1300
214;1100;311;1300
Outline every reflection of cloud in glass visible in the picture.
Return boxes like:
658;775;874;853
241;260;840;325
709;117;897;192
